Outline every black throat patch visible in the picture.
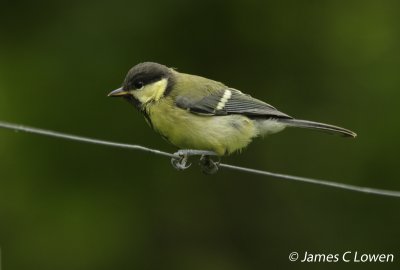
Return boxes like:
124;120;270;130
123;95;154;128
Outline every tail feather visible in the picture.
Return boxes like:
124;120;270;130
278;119;357;138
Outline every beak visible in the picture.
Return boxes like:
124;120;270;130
108;87;129;97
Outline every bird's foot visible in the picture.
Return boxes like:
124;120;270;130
199;155;220;175
171;149;218;172
171;152;191;170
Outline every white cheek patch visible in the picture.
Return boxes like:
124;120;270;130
216;89;232;110
131;78;168;104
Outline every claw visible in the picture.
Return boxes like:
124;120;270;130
199;155;220;175
170;150;219;172
171;153;191;171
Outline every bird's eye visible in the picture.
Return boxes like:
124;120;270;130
134;81;144;89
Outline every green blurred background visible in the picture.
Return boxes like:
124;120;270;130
1;0;399;269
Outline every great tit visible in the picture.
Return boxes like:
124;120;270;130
109;62;356;173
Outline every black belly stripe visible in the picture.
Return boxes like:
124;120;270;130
142;111;154;129
123;95;154;128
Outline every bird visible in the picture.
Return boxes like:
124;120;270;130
108;62;356;173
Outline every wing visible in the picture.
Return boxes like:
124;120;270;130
175;88;292;118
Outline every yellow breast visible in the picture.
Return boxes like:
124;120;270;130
147;99;258;156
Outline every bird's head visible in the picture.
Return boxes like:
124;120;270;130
108;62;174;105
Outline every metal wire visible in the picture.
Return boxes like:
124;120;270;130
1;121;400;198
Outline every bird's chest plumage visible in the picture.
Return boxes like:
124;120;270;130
145;99;257;155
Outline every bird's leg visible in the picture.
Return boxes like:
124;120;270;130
175;149;217;156
171;149;218;171
199;155;220;175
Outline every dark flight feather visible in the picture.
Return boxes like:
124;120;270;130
176;88;292;119
278;119;357;137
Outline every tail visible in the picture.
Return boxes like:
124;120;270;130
277;118;357;138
